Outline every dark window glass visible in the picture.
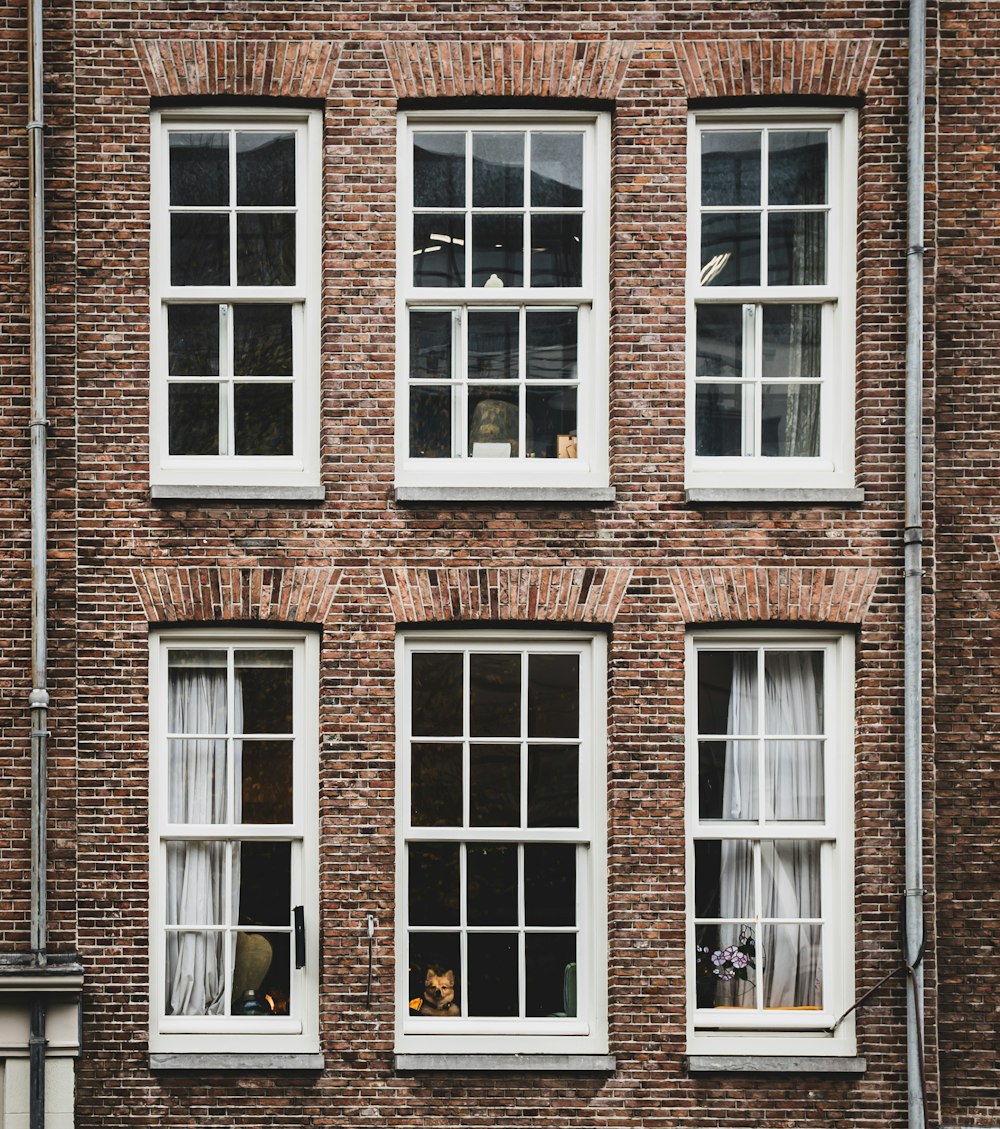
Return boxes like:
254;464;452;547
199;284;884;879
701;131;761;207
700;214;760;287
526;933;576;1017
769;131;827;206
526;310;577;381
695;305;743;380
168;305;220;377
233;305;293;377
467;844;517;925
170;132;229;207
468;311;519;381
411;653;463;736
236;214;296;287
413;214;465;287
168;383;219;455
233;384;293;455
527;745;578;827
238;841;291;926
472;214;524;288
525;843;575;926
409;310;453;381
530;214;582;287
171;213;230;286
414;133;466;209
531;133;583;207
470;744;520;827
239;741;293;824
236;653;293;733
236;132;295;207
694;383;743;456
469;653;521;736
411;743;463;827
408;843;460;925
409;386;453;459
467;933;518;1017
767;212;826;286
472;132;524;207
527;653;579;738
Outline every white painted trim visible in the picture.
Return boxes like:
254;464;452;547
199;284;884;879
148;629;320;1056
396;111;610;494
394;630;608;1057
149;109;322;492
685;629;857;1058
685;109;858;493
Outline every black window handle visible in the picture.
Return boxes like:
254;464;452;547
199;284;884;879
294;905;306;969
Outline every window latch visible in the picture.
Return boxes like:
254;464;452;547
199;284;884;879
294;905;306;969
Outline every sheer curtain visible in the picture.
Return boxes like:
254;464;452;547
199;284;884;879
165;659;242;1016
718;651;823;1008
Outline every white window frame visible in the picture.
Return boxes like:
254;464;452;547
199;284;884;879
394;630;609;1057
395;111;611;501
149;108;322;499
685;109;858;498
148;629;320;1058
685;629;856;1057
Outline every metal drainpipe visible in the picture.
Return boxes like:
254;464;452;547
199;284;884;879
905;1;927;1128
27;0;49;1123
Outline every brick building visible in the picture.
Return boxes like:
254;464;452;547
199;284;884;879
0;0;997;1126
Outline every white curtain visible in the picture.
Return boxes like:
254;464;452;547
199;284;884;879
718;651;823;1008
165;659;242;1016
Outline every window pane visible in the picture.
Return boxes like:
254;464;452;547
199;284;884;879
761;923;822;1009
761;385;820;457
472;213;523;288
531;133;583;207
409;310;453;380
236;214;296;286
168;305;220;376
701;131;761;207
235;651;293;733
408;935;462;1016
467;933;518;1017
528;653;579;737
413;214;465;287
470;744;520;827
468;310;519;381
767;212;826;286
168;384;220;455
467;844;517;925
409;386;453;458
469;653;521;736
240;741;293;824
234;930;291;1016
766;741;825;820
527;746;579;827
530;214;582;287
171;213;229;286
761;305;821;380
769;131;828;206
166;931;225;1016
472;132;524;207
168;654;227;732
525;843;575;926
469;387;521;457
233;383;293;456
526;310;577;380
698;651;758;735
760;840;821;918
233;305;293;377
696;305;743;379
238;841;291;926
168;741;228;823
411;743;463;826
526;386;578;459
236;131;295;207
414;133;466;208
694;838;755;919
695;384;743;457
166;842;226;923
411;652;463;736
408;843;460;925
170;131;229;207
764;651;824;733
700;213;760;287
526;934;577;1017
695;922;757;1009
698;739;758;821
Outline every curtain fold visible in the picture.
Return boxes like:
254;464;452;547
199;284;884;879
165;662;242;1016
718;650;823;1009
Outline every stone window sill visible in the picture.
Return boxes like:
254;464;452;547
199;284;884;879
395;1053;617;1073
685;487;865;506
151;485;325;502
395;486;616;504
686;1055;866;1074
149;1053;324;1071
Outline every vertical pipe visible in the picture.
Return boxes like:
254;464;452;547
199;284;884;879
27;0;49;1125
905;1;927;1128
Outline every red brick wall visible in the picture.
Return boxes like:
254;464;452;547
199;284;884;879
11;0;999;1124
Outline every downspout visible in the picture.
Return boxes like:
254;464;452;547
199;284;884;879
905;1;927;1128
27;0;49;1124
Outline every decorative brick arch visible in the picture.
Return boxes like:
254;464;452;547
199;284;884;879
383;40;634;101
672;38;882;99
667;566;881;625
132;566;342;624
384;566;633;625
134;39;342;98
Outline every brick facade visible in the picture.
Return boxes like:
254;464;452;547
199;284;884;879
0;0;995;1126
